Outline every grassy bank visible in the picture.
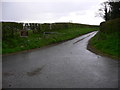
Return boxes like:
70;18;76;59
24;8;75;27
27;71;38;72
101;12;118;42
89;18;120;60
3;26;98;54
90;32;119;60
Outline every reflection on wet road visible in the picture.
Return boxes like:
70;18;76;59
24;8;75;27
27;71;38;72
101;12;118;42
3;31;118;88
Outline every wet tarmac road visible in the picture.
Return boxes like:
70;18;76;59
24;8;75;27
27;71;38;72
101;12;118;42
3;31;118;88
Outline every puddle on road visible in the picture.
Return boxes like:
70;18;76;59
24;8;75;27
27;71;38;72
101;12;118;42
3;72;14;77
73;33;95;44
27;65;45;76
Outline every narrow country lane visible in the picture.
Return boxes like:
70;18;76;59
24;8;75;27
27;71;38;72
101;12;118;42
2;31;118;88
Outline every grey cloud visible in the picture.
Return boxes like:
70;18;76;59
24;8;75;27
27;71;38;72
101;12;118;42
2;1;103;24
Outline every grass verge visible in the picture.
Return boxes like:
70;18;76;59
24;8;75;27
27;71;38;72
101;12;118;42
3;26;98;54
88;31;119;60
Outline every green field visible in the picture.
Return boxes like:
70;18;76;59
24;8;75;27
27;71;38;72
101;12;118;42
3;26;98;54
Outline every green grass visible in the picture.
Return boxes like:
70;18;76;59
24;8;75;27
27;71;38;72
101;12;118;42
90;18;120;60
3;26;98;54
0;41;2;54
91;32;119;59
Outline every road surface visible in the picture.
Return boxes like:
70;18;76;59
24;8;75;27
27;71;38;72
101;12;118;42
3;31;118;88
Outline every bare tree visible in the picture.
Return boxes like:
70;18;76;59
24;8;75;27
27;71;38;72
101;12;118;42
98;1;110;21
97;0;120;21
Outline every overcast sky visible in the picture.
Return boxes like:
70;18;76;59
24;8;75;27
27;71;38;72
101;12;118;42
1;0;108;25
